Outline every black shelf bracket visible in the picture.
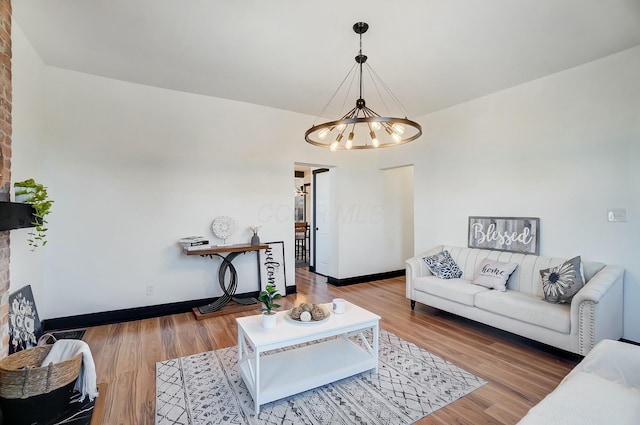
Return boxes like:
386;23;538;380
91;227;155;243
0;201;38;231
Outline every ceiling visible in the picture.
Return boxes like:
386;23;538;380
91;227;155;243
13;1;640;118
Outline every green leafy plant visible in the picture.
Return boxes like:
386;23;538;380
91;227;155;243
14;178;54;251
258;284;282;315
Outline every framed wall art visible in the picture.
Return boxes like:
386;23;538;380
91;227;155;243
258;241;286;294
8;285;43;354
468;216;540;255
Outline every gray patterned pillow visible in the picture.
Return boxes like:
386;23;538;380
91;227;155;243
423;250;463;279
540;256;584;303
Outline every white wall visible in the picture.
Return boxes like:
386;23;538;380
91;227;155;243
381;46;640;342
14;22;638;344
11;23;409;319
9;21;46;308
382;166;414;267
35;67;312;319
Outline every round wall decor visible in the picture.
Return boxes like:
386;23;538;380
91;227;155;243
211;216;236;244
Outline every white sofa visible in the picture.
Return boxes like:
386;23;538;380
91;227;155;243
406;245;624;355
517;339;640;424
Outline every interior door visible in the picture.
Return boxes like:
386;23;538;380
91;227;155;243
313;169;330;276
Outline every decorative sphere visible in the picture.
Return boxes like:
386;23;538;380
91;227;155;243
290;307;302;320
311;308;325;321
300;311;312;322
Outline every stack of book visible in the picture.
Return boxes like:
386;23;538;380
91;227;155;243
179;236;209;250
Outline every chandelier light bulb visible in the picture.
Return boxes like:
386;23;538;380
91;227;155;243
392;132;402;143
318;128;331;139
392;124;405;135
370;131;379;148
330;140;339;151
337;123;347;132
346;132;355;149
371;121;381;131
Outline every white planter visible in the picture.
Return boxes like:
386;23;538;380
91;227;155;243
14;187;35;203
262;312;277;329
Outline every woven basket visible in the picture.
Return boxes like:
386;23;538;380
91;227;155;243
0;345;82;399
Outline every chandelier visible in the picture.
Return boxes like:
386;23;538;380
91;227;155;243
305;22;422;151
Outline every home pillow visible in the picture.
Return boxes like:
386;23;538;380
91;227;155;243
540;256;584;304
423;250;463;279
472;259;518;291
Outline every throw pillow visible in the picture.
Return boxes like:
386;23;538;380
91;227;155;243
540;256;584;304
423;250;463;279
472;259;518;291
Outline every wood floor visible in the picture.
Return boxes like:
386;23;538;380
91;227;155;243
84;268;579;425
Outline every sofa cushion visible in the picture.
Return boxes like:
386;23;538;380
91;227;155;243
423;250;463;279
472;259;518;292
516;370;640;425
578;339;640;389
540;256;584;303
414;276;488;306
474;290;570;333
582;261;605;282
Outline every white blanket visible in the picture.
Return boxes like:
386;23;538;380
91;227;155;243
41;339;98;402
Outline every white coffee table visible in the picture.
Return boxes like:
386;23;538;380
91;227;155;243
236;301;380;414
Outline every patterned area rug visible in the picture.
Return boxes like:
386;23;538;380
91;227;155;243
155;329;486;425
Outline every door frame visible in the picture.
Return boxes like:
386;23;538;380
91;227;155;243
311;168;329;273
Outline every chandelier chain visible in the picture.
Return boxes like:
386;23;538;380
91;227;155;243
359;31;364;100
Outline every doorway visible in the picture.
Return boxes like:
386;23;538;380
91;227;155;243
294;165;311;268
293;163;332;274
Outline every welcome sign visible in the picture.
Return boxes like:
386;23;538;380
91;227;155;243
468;217;540;255
258;241;287;294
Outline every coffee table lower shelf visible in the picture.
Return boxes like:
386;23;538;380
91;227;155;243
238;336;377;413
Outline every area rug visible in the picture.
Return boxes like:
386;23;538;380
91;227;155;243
155;329;486;425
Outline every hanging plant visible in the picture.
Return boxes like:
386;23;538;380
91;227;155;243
14;178;54;251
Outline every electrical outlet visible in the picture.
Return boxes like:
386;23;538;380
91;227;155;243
146;284;155;295
607;208;627;222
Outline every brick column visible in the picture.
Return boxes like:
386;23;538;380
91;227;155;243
0;0;12;359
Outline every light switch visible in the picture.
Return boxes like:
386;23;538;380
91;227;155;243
607;208;627;222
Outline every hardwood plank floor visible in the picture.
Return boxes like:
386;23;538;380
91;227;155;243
84;268;579;425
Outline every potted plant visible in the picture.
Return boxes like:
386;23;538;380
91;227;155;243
258;284;282;328
13;179;54;251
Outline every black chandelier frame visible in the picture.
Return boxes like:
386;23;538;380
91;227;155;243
305;22;422;150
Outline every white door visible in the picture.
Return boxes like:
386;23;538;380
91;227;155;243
314;169;330;276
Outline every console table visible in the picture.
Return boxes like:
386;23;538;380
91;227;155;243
184;243;268;320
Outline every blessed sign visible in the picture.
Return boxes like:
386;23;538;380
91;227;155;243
468;217;540;255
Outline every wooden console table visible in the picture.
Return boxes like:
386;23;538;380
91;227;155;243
184;243;268;320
